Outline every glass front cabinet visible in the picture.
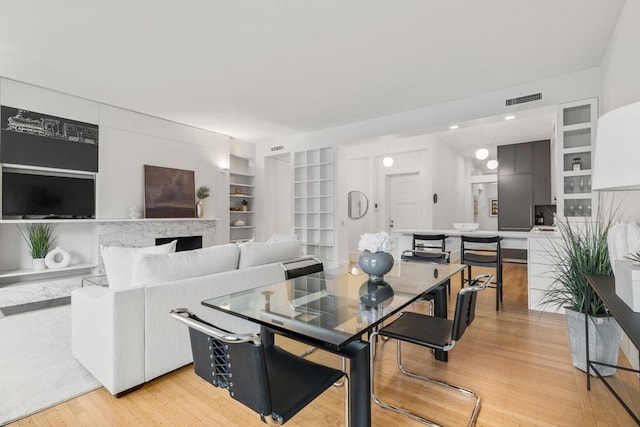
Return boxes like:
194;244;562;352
556;98;598;221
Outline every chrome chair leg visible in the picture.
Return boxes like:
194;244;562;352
299;346;318;358
396;341;481;427
333;357;347;387
370;330;442;426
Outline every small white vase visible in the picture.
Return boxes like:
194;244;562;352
196;200;204;218
32;258;46;270
45;246;71;269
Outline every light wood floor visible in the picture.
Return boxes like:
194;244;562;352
11;264;640;426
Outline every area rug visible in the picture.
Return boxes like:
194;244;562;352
0;305;101;425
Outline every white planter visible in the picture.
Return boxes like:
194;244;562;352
614;260;640;312
564;307;621;376
32;258;46;270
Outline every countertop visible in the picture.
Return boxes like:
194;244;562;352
392;228;559;239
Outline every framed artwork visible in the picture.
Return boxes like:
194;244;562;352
144;165;195;218
489;198;498;217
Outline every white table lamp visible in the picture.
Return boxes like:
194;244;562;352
592;101;640;191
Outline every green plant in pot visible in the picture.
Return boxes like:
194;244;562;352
195;185;210;218
19;223;55;270
539;205;621;376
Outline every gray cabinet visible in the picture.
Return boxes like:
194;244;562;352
497;140;550;231
497;144;515;176
533;140;551;205
498;174;533;231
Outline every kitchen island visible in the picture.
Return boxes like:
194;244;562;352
392;228;560;312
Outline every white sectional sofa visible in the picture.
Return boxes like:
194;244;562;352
71;239;305;396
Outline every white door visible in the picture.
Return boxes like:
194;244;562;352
387;173;419;233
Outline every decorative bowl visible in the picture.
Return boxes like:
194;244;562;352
453;223;479;232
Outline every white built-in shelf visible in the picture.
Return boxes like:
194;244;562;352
229;194;254;199
230;182;255;187
230;225;255;229
0;217;221;224
562;146;592;155
0;263;97;279
230;211;255;214
229;171;254;177
562;169;592;177
294;162;333;168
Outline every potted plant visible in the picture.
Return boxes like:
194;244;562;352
196;185;210;218
19;223;55;270
539;205;621;376
241;199;249;211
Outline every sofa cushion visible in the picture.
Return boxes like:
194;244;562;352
131;243;240;287
101;240;177;289
238;240;302;269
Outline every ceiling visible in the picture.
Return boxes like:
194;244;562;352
434;107;556;174
0;1;624;143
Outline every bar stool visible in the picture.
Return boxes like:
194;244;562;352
401;234;450;294
460;235;503;311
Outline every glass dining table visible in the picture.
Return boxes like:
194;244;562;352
202;260;465;427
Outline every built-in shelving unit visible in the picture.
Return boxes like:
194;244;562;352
229;155;256;243
0;263;96;280
556;98;598;220
292;147;335;262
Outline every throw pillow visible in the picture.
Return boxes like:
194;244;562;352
238;240;302;269
101;240;177;289
131;243;241;287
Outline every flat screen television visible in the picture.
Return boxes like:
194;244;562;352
2;171;95;219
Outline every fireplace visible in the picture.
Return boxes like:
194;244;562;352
156;236;203;252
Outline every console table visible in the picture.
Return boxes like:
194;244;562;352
585;274;640;425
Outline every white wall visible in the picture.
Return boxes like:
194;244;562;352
98;105;229;226
0;78;233;253
431;136;467;229
598;0;640;371
474;182;498;231
255;67;601;263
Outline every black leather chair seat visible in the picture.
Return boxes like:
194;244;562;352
379;312;452;349
463;252;498;264
265;346;344;423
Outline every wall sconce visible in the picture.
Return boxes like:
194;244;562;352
592;101;640;191
220;167;230;173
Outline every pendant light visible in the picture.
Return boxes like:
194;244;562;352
383;140;394;167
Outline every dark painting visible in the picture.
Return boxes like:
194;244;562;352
144;165;195;218
0;105;99;172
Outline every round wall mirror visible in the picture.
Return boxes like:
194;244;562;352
348;190;369;219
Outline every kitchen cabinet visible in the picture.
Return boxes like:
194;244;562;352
556;98;597;220
533;140;551;205
498;174;533;231
497;140;550;231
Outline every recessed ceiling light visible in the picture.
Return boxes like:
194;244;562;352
449;124;459;130
383;156;394;167
504;115;515;120
475;148;489;160
487;160;499;170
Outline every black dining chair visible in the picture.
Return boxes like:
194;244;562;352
460;235;504;311
401;234;451;296
170;308;348;425
370;273;492;427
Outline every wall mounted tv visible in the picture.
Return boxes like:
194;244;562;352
2;170;96;219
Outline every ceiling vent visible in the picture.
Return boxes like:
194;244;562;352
505;92;543;107
270;145;284;152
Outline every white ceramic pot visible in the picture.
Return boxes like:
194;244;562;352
32;258;46;270
45;246;71;269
